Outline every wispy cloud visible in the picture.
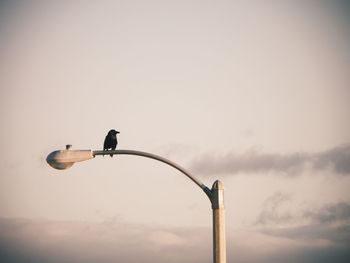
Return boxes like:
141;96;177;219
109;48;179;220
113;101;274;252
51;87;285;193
303;202;350;224
1;216;350;263
255;192;350;227
189;144;350;177
258;210;350;258
255;195;350;250
0;217;211;263
256;192;294;225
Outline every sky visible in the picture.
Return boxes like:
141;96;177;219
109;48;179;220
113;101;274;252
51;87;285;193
1;0;350;262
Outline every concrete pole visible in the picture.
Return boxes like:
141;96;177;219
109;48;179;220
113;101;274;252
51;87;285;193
211;180;226;263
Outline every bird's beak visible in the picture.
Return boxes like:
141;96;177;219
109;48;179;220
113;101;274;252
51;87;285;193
116;131;120;134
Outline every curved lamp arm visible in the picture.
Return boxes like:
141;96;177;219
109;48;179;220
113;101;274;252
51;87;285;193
46;146;212;200
93;150;212;200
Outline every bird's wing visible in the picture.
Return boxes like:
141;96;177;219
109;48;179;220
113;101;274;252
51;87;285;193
103;136;109;150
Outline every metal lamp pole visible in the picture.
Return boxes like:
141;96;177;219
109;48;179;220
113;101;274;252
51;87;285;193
47;146;226;263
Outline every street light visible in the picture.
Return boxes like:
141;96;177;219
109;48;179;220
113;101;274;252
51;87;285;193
47;145;226;263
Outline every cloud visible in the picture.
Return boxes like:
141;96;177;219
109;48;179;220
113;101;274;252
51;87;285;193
252;198;350;263
255;197;350;244
261;223;350;245
189;144;350;177
1;216;350;263
256;192;294;225
255;192;350;227
314;145;350;176
0;217;211;263
303;202;350;224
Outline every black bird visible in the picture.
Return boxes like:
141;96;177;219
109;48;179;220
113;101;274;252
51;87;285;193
103;129;120;157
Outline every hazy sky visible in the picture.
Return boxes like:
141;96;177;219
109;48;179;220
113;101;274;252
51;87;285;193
1;1;350;262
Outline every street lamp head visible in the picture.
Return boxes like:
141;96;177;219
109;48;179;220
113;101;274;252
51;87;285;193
46;145;94;170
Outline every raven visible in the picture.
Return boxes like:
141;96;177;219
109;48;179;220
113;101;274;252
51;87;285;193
103;129;120;157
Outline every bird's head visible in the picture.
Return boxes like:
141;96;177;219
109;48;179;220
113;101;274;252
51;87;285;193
108;129;120;136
